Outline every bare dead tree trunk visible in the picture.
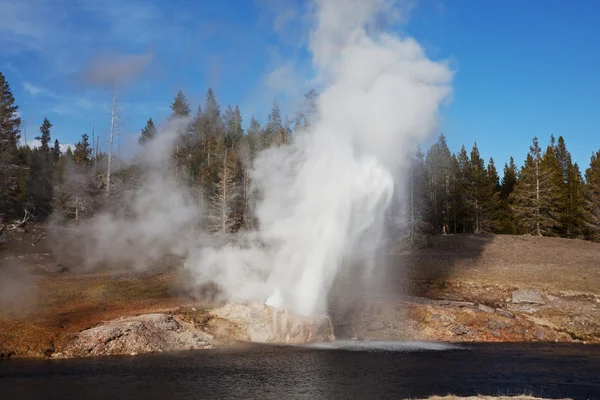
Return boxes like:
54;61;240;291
91;120;95;170
453;199;457;234
475;197;479;233
94;135;99;176
75;196;79;226
106;85;117;197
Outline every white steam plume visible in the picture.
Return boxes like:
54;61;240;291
184;0;453;316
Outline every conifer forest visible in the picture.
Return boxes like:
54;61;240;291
1;71;599;242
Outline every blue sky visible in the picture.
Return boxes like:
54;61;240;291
1;0;599;172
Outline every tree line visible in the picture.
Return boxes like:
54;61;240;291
1;70;599;242
406;134;600;242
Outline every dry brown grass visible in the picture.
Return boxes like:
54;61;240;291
403;234;600;297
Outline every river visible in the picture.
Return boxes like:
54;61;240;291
1;342;599;399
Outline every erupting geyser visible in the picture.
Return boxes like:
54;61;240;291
184;0;453;316
70;0;453;319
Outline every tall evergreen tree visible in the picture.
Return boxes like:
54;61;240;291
512;137;556;236
73;133;92;167
501;157;518;200
455;145;471;232
52;139;61;163
425;134;452;233
540;136;564;235
583;150;600;241
500;157;518;232
553;136;584;237
169;90;191;118
467;142;489;233
293;88;319;130
139;118;157;145
484;157;504;232
404;146;428;244
264;98;285;147
247;116;262;156
0;72;21;215
27;118;55;215
223;104;243;147
35;118;52;152
202;88;223;139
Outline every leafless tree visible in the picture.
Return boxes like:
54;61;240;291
207;151;238;233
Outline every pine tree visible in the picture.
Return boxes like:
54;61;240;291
456;145;472;232
467;142;489;233
405;146;428;244
553;136;584;237
223;104;243;147
583;150;600;241
27;118;55;215
73;133;92;167
501;157;518;200
565;161;585;238
293;88;319;130
232;105;244;142
170;90;191;118
0;72;21;214
52;139;61;163
264;98;284;148
169;91;192;179
448;154;461;234
511;137;556;236
35;118;52;152
540;136;564;235
425;134;452;233
139;118;157;145
199;89;224;164
500;157;518;232
247;116;262;156
484;157;504;232
203;88;223;139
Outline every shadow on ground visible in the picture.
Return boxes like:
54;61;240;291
327;233;494;338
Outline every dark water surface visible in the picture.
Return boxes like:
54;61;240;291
1;341;599;400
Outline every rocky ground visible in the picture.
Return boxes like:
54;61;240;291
331;234;600;343
333;286;600;343
0;226;599;359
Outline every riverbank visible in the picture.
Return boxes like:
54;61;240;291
1;227;599;359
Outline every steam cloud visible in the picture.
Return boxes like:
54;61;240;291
185;0;452;316
66;0;452;317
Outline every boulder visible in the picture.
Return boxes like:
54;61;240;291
511;289;546;305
